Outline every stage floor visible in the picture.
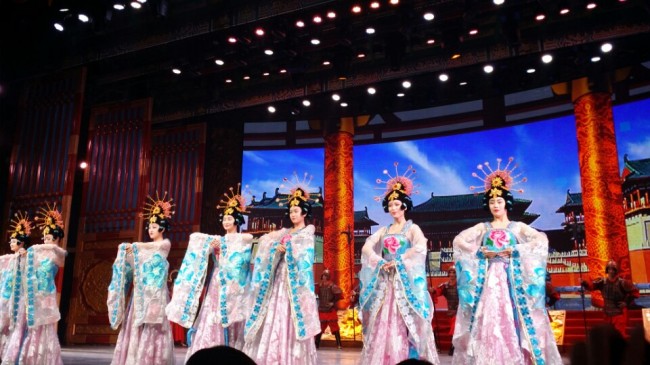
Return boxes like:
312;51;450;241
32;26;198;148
61;346;570;364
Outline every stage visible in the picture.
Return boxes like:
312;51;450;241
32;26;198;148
60;346;570;364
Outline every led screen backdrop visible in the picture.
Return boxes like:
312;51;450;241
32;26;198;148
242;98;650;309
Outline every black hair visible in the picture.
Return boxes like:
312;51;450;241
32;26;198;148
13;233;30;248
219;210;246;228
382;190;413;213
49;225;65;240
285;198;312;220
482;188;515;212
145;217;170;233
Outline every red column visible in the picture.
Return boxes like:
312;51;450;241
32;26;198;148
572;81;630;288
323;120;355;309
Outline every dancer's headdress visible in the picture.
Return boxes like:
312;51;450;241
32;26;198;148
217;183;250;227
277;172;320;219
374;162;418;212
469;157;526;211
9;211;32;245
35;202;65;239
141;191;175;230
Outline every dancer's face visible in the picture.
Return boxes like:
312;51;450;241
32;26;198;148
9;238;22;252
489;197;507;219
289;206;305;227
222;215;237;233
42;234;56;245
148;222;164;241
388;199;405;220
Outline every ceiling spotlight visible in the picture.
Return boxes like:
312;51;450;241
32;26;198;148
439;73;449;82
468;28;478;35
423;12;435;21
352;5;362;13
527;68;536;74
313;15;322;23
483;65;494;73
535;13;546;21
54;23;64;31
311;38;321;45
114;4;126;10
541;54;553;63
79;161;88;169
137;0;147;3
370;2;380;9
402;80;412;88
340;102;348;107
357;53;366;58
268;106;276;113
130;1;141;9
397;93;405;97
263;72;270;76
302;99;311;107
243;75;250;80
427;39;435;45
560;7;570;15
78;14;90;22
366;27;375;34
228;37;237;43
225;79;232;83
296;20;305;28
264;49;274;55
367;87;376;95
279;69;287;74
172;68;181;75
322;60;331;66
591;56;601;62
215;59;225;66
332;93;341;101
586;2;597;10
327;11;336;19
59;8;69;12
601;42;613;53
390;0;399;4
255;28;265;36
459;81;468;86
451;53;461;59
493;0;505;5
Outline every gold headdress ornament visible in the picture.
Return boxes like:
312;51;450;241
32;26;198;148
277;172;320;207
216;183;250;216
469;157;526;199
9;211;32;239
35;202;64;236
141;191;175;224
374;162;419;202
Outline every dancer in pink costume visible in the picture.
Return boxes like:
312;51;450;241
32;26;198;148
167;184;253;362
359;163;439;365
3;205;67;365
242;175;320;365
452;158;562;365
108;193;175;365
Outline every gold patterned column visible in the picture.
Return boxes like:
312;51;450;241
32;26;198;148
564;76;631;291
323;119;355;309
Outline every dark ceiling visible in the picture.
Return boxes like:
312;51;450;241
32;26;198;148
1;0;650;127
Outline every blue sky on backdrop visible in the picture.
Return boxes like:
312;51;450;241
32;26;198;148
243;98;650;231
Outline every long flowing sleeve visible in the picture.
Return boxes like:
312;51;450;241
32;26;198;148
132;239;171;326
0;254;16;330
25;244;68;327
358;227;387;314
165;233;216;328
107;243;133;330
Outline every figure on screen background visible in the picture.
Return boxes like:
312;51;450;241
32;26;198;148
315;269;342;349
107;192;175;365
358;162;439;365
581;259;639;338
432;267;458;356
242;173;320;365
166;184;254;362
452;157;562;365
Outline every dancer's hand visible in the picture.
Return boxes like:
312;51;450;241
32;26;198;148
481;247;497;259
125;244;133;255
381;261;395;273
498;248;513;258
277;244;286;254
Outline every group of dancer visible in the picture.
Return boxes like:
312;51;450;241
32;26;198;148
0;204;67;364
1;157;573;365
